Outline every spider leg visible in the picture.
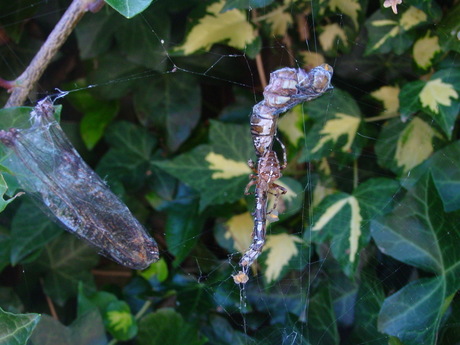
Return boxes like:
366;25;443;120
275;136;287;170
244;175;258;195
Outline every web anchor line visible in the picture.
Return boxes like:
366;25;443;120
233;64;333;284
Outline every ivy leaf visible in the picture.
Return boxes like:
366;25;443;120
302;89;362;162
105;0;154;18
413;33;441;70
370;85;400;117
115;7;170;71
10;198;63;265
437;2;460;53
28;234;99;306
216;212;253;255
258;4;292;36
349;271;388;344
29;310;106;345
399;69;460;139
308;286;340;345
260;233;307;284
319;23;348;53
104;301;137;341
173;1;258;55
375;117;444;176
75;7;118;59
0;174;21;214
327;0;361;29
137;308;207;345
65;88;119;150
401;141;460;213
307;178;400;275
165;197;205;267
97;121;157;189
0;307;40;345
222;0;275;11
365;6;428;55
134;73;201;151
152;121;252;210
371;173;460;345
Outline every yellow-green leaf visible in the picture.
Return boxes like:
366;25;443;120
300;51;326;69
370;85;400;116
312;196;362;263
107;310;132;333
224;212;253;254
278;105;304;146
395;117;441;173
413;33;441;69
319;23;348;52
310;113;360;154
256;4;292;36
173;1;257;55
419;78;459;114
400;6;427;30
264;233;304;283
205;152;250;179
328;0;360;28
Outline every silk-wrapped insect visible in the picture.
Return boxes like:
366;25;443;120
0;98;159;269
250;64;333;157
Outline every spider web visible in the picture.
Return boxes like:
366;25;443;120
0;0;459;344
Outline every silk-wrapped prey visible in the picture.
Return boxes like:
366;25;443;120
0;98;159;269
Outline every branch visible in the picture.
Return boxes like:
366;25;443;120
4;0;104;108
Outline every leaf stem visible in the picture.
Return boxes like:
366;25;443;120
4;0;103;108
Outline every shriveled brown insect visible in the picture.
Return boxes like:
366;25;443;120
250;64;333;157
0;98;159;269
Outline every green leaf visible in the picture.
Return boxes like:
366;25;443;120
375;117;444;176
10;199;63;265
0;174;21;213
75;7;118;59
138;257;168;282
201;315;254;345
308;178;399;275
165;199;204;267
222;0;275;11
302;89;362;161
29;310;106;345
365;6;427;55
371;173;460;344
399;69;460;139
308;286;340;345
104;300;137;341
0;307;40;345
115;7;170;71
437;2;460;53
173;1;257;55
260;233;307;284
134;73;201;151
137;308;207;345
97;121;156;189
29;234;99;306
87;54;144;100
105;0;154;18
350;270;388;344
152;121;253;210
66;88;119;150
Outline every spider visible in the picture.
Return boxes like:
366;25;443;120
239;138;287;269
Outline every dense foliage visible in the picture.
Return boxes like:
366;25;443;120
0;0;459;344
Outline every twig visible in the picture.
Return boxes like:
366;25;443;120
41;278;59;320
250;9;267;89
4;0;103;108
